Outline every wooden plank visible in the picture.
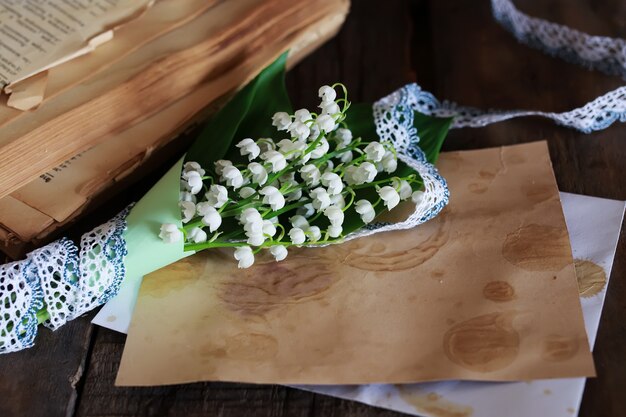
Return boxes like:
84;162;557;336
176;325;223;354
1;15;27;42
425;1;626;417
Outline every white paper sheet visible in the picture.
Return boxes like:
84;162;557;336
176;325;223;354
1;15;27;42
297;192;625;417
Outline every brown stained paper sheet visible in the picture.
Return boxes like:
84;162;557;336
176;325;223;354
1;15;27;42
116;141;595;386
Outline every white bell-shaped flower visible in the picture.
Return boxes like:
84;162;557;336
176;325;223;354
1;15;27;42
236;138;261;161
257;138;276;153
240;207;263;225
259;186;285;211
270;245;288;261
330;193;345;209
300;164;321;186
310;137;330;160
296;203;315;218
320;101;340;116
339;150;353;163
246;233;265;247
364;141;386;162
412;190;425;204
392;178;413;200
355;162;378;184
288;121;311;141
214;159;232;176
306;226;322;242
343;165;359;185
272;112;292;131
184;170;203;194
234;246;255;268
183;161;205;177
221;165;244;189
290;214;310;229
159;223;183;243
187;227;208;244
327;224;342;238
277;139;306;159
261;150;287;172
180;190;197;204
334;128;352;148
316;114;336;133
381;150;397;173
198;205;222;233
262;220;277;237
248;162;268;185
294;108;312;123
378;186;401;210
179;201;195;223
320;172;344;195
355;199;375;223
310;187;331;211
289;227;306;245
205;184;228;208
324;206;344;227
318;85;337;103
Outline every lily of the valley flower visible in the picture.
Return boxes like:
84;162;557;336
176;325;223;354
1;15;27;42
320;101;340;116
197;203;222;232
262;220;277;237
205;184;228;208
318;85;337;103
330;193;346;209
392;178;413;200
221;165;244;189
159;223;183;243
355;199;375;223
183;170;203;194
412;190;424;204
355;162;378;184
289;227;306;244
381;150;398;173
364;141;385;162
180;201;195;223
188;227;208;244
309;137;330;160
183;161;205;177
324;206;344;227
378;185;401;210
272;112;292;131
300;164;321;186
239;186;256;199
261;150;287;172
316;114;336;133
327;224;342;238
259;186;285;211
290;214;309;229
234;246;255;268
310;187;331;211
321;172;344;195
270;245;288;261
288;121;310;141
236;138;261;161
248;162;268;185
214;159;232;176
306;226;322;242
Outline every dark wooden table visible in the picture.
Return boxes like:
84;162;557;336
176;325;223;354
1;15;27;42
1;1;625;416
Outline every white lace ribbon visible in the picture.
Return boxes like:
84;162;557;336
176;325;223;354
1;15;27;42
407;0;626;133
0;208;130;353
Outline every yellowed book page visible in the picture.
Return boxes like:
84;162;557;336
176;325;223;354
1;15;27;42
0;195;52;240
0;0;216;122
117;141;595;386
0;0;153;89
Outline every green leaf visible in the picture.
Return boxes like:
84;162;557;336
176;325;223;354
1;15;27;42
185;52;293;171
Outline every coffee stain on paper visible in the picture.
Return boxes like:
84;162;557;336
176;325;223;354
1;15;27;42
443;312;519;372
217;254;337;316
574;259;607;298
397;386;474;417
542;335;579;362
502;224;571;271
482;281;515;302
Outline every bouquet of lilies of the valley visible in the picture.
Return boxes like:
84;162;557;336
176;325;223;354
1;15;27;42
165;84;428;268
0;52;452;353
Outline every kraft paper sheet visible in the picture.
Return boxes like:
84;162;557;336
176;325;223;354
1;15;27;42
116;141;595;386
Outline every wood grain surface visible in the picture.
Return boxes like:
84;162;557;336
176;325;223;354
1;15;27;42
0;1;624;416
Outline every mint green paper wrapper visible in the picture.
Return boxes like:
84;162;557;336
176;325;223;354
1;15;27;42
93;158;193;332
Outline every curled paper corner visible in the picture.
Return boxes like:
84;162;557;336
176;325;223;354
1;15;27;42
4;72;49;111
